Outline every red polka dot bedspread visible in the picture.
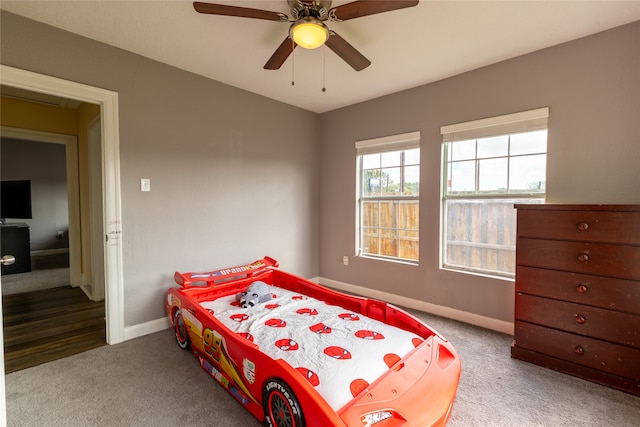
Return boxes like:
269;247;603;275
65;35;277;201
199;283;423;411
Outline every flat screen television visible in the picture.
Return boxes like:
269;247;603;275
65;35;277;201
1;180;33;222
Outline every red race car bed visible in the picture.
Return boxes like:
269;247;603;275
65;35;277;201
166;257;460;427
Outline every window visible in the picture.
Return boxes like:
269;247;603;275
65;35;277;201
441;108;548;278
356;131;420;263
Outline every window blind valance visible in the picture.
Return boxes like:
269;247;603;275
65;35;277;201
440;107;549;143
355;130;420;155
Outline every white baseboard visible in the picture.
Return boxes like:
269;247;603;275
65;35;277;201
319;277;514;335
121;277;514;343
123;317;171;341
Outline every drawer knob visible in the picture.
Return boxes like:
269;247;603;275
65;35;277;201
574;345;585;356
575;314;587;324
577;222;589;231
577;252;589;262
576;284;589;293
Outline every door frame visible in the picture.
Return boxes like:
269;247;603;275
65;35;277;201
0;127;82;286
87;115;106;302
0;65;125;345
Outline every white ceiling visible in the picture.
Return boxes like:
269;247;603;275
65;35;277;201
2;0;640;113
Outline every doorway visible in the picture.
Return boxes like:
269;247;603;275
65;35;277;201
0;64;124;343
1;129;104;373
0;65;125;421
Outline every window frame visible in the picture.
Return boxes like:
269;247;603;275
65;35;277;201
442;131;548;199
440;108;549;278
355;131;421;264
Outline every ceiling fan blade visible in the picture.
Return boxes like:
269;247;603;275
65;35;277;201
264;37;297;70
325;31;371;71
329;0;419;21
193;2;287;21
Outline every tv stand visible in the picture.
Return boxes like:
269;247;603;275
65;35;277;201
1;223;31;275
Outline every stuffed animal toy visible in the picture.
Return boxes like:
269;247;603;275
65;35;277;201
236;281;272;308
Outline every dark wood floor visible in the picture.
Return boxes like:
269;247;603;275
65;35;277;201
30;252;72;270
3;285;106;373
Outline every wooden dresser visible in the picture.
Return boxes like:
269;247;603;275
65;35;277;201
512;204;640;396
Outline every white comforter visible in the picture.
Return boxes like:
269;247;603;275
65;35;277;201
200;284;422;411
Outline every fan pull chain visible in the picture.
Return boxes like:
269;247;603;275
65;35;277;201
291;39;295;86
322;46;326;92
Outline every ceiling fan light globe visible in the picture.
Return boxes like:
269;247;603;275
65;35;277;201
291;18;329;49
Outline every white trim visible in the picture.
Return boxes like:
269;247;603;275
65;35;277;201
124;318;171;341
319;277;514;335
0;126;83;286
86;115;105;302
1;65;124;345
355;130;420;154
130;276;515;337
441;107;549;142
121;275;515;342
441;107;549;134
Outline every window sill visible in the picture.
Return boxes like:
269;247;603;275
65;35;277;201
440;265;515;282
359;254;419;266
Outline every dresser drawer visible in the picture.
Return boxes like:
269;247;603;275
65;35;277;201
517;238;640;280
515;294;640;347
514;321;640;380
517;209;640;244
516;266;640;314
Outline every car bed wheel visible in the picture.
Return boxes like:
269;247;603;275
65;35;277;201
263;379;305;427
173;310;190;350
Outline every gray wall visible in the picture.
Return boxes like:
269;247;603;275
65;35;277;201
1;11;320;327
319;21;640;323
2;10;638;329
1;138;69;251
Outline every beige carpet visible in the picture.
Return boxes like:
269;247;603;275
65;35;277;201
1;267;70;295
5;309;640;426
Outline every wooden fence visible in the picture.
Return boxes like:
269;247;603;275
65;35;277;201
361;199;521;275
361;200;419;261
444;200;518;275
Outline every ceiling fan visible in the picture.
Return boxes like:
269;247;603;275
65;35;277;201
193;1;419;71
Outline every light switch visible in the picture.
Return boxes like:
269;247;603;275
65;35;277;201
140;178;151;192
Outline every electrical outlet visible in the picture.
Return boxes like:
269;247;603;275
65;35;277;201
343;256;349;266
